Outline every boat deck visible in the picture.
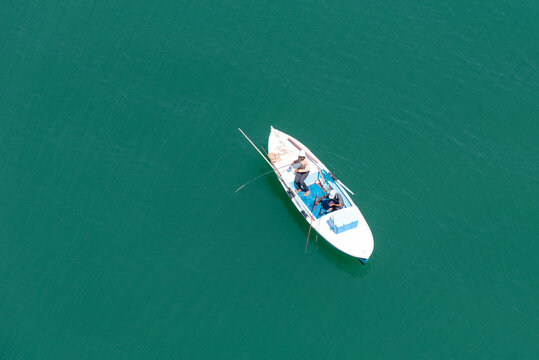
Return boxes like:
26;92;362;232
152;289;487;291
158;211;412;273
290;170;347;219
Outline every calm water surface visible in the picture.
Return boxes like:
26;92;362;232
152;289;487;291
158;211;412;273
1;0;537;358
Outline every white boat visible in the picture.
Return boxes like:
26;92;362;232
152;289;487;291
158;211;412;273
265;126;374;264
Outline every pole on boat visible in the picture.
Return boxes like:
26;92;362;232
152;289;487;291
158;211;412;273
336;179;355;195
238;128;290;191
305;193;319;253
238;128;273;167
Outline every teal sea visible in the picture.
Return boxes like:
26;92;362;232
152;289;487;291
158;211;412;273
1;0;538;358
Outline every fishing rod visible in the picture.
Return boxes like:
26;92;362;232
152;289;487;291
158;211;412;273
238;129;320;222
305;192;319;253
238;128;293;194
238;128;273;167
337;181;354;195
235;164;290;192
328;171;355;195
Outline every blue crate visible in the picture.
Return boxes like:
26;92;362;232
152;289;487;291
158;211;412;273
327;210;358;234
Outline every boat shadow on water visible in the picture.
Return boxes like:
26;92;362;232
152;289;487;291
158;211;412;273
261;176;372;279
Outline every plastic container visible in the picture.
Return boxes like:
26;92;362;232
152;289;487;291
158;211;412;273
327;210;358;234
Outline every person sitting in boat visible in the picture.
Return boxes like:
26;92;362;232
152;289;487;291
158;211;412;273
315;189;343;214
291;150;310;196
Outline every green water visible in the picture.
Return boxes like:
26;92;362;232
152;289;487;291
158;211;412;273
1;0;538;358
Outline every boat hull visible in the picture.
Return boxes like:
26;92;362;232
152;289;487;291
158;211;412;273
267;127;374;262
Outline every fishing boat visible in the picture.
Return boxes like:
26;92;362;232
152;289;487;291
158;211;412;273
240;127;374;264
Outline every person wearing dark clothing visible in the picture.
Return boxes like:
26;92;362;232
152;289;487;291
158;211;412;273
315;189;343;214
291;150;310;196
